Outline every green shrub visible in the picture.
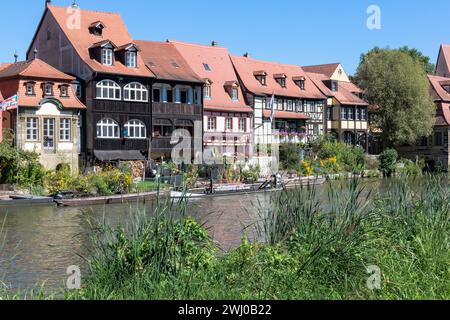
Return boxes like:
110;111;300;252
379;149;398;177
0;141;46;188
279;143;302;170
319;141;366;173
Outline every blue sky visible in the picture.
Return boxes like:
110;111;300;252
2;0;449;74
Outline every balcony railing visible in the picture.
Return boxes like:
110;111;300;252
152;102;202;117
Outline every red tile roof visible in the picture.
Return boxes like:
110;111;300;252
46;5;153;78
302;63;341;78
0;59;85;109
230;55;325;100
0;59;75;81
262;110;309;120
170;40;252;113
135;40;203;83
440;102;450;125
306;72;368;106
428;75;450;102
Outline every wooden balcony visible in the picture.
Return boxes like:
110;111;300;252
94;138;149;151
152;102;202;118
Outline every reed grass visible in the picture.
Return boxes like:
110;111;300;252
2;176;449;300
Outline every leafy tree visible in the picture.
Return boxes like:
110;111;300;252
378;149;398;177
355;49;436;147
360;46;435;75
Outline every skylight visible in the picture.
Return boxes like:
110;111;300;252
203;63;211;71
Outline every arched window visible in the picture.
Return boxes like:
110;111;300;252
96;80;121;100
124;120;146;139
96;118;120;138
124;82;148;102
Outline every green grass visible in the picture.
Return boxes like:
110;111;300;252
2;176;450;300
134;180;171;192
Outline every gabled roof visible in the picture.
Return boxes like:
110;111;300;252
428;75;450;102
306;72;368;106
302;63;341;78
0;59;75;81
135;40;203;83
42;5;153;78
436;44;450;76
170;40;252;113
230;55;325;100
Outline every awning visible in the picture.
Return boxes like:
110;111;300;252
94;150;145;161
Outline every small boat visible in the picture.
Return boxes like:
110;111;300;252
171;176;327;200
0;195;55;207
54;190;170;207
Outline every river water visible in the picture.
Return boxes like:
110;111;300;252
0;179;391;292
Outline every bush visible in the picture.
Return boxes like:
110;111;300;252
279;143;302;170
379;149;398;177
0;141;46;188
319;141;365;173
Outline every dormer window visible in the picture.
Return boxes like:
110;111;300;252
72;81;82;98
204;79;213;99
231;88;239;101
102;48;113;66
254;71;267;85
125;51;137;68
89;21;105;36
60;85;69;98
274;74;287;88
331;81;338;92
25;82;35;96
293;76;306;90
224;81;239;101
443;85;450;94
44;83;54;96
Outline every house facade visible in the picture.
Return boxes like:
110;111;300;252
305;64;369;151
230;55;326;145
171;41;253;159
397;75;450;170
136;40;204;161
27;4;155;166
0;59;85;172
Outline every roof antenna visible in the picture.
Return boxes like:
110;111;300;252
14;51;19;63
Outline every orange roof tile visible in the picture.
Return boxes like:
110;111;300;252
230;55;325;100
171;40;251;112
262;110;309;120
0;59;75;81
135;40;203;83
306;72;368;106
46;5;153;78
428;75;450;102
303;63;341;78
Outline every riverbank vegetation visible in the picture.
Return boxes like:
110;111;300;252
45;176;448;300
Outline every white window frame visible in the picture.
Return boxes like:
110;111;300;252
204;85;211;99
96;80;121;100
26;83;35;96
125;51;137;68
44;83;53;96
124;82;148;102
239;118;246;132
26;117;39;141
60;85;69;97
124;120;146;139
59;118;71;142
102;48;113;66
96;118;120;139
231;88;239;101
207;117;217;131
225;118;233;131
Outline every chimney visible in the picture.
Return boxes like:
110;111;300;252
33;48;39;60
243;52;250;58
14;51;18;63
211;41;219;47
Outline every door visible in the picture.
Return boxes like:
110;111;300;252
43;118;55;153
